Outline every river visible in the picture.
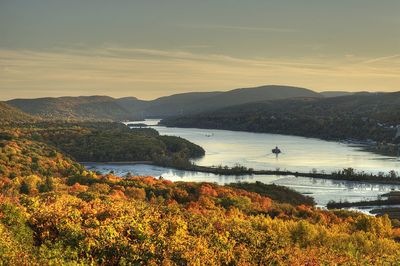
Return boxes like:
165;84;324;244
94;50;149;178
84;119;400;207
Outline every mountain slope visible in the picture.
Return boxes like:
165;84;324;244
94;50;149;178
5;85;321;120
191;85;320;112
7;96;136;121
137;91;223;117
321;91;354;97
119;85;320;118
115;97;150;115
116;92;223;118
0;102;36;123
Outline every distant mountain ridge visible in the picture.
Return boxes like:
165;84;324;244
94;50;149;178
116;91;223;118
122;85;321;117
161;85;321;117
5;85;354;121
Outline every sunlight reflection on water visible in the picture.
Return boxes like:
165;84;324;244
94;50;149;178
103;119;400;207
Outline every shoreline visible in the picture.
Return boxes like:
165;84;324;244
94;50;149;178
81;161;154;165
326;191;400;219
82;161;400;186
158;123;400;158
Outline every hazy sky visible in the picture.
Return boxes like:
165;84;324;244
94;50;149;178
0;0;399;100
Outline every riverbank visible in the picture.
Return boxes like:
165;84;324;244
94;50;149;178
159;121;400;158
166;163;400;185
80;161;155;165
85;159;400;186
371;208;400;220
327;199;400;209
327;191;400;220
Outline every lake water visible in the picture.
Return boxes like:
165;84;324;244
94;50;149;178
150;121;400;174
84;119;400;207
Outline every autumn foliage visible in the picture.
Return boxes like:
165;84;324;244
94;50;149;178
1;127;400;265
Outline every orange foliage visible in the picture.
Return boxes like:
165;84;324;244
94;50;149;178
199;184;218;197
69;182;89;193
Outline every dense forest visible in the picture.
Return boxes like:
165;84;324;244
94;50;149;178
1;131;400;264
162;92;400;155
1;121;204;171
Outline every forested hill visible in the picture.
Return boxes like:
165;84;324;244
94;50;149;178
0;102;36;123
6;85;321;120
162;92;400;145
6;96;137;121
1;121;205;167
118;85;320;118
116;92;223;118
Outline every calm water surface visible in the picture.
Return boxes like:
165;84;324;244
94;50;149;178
85;119;400;207
150;121;399;174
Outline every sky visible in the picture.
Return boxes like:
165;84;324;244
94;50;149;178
0;0;399;100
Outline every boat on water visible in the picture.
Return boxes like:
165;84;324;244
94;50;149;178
272;146;281;157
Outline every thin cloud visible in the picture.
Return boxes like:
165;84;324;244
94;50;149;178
182;24;298;33
0;46;399;100
362;54;400;64
178;44;213;49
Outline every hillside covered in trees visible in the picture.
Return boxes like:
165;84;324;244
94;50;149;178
162;92;400;154
6;85;321;120
0;102;36;124
120;85;320;118
1;127;400;265
7;96;137;121
1;121;204;170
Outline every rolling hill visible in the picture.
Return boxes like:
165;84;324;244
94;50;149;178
127;91;223;117
320;91;354;97
118;85;320;118
6;85;322;120
0;102;36;123
7;96;137;121
116;92;223;118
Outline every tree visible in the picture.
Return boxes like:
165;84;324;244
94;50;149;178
19;181;30;195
